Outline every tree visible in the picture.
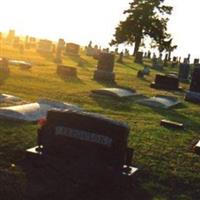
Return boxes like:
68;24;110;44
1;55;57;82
158;38;177;60
110;0;173;55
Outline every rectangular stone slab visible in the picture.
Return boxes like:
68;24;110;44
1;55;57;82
136;95;181;109
160;119;184;129
0;99;81;122
92;88;140;98
185;91;200;103
9;60;32;68
0;94;21;103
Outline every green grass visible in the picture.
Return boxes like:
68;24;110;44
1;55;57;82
0;45;200;200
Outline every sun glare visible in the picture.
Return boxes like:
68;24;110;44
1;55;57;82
0;0;199;58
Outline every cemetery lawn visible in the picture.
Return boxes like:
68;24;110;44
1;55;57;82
0;46;200;200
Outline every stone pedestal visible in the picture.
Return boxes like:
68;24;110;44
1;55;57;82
178;63;190;81
94;70;115;82
185;67;200;103
94;53;115;82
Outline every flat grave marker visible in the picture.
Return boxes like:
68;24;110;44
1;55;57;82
136;95;181;109
92;88;140;98
0;99;81;122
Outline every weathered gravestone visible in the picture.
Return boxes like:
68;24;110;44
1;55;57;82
37;39;53;54
183;58;189;64
13;37;21;48
94;53;115;82
135;51;143;64
137;66;150;78
152;57;163;70
178;63;190;81
26;110;138;186
151;74;180;90
147;51;151;59
117;52;123;63
0;58;9;73
171;56;178;67
57;65;77;78
65;43;80;55
185;66;200;103
55;39;65;63
194;58;199;66
7;29;15;44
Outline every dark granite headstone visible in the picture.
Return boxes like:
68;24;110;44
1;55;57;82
135;51;143;64
151;74;180;90
65;43;80;55
26;110;138;185
178;63;190;81
94;53;115;82
185;67;200;103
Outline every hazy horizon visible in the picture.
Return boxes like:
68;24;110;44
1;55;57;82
0;0;199;60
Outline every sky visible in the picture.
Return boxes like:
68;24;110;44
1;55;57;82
0;0;199;59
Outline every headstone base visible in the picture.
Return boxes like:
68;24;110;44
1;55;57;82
94;70;115;82
185;91;200;103
151;82;181;91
